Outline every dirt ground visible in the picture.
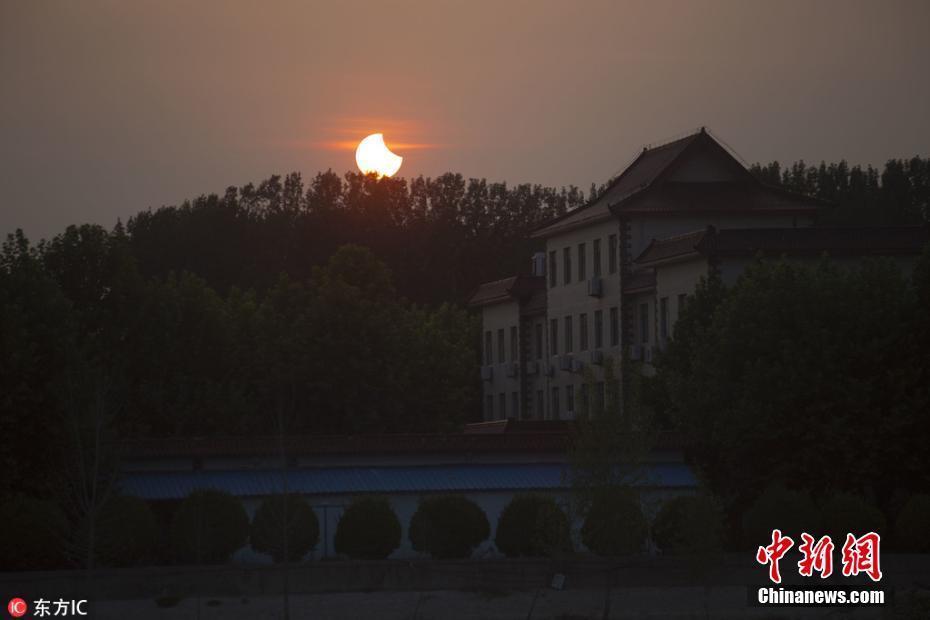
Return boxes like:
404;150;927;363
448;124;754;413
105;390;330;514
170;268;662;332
95;586;894;619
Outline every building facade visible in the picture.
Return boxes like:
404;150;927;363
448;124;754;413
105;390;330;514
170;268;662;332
470;128;928;421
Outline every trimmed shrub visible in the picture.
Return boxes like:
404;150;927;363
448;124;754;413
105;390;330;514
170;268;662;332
819;493;886;544
409;495;490;559
894;494;930;552
581;487;648;556
495;494;571;557
653;494;724;555
0;496;68;570
250;494;320;563
89;494;159;567
334;496;402;559
741;485;821;549
170;489;249;564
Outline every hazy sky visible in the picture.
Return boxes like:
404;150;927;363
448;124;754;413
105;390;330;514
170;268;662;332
2;0;929;240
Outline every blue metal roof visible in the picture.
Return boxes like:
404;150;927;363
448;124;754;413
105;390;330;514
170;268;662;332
120;463;697;500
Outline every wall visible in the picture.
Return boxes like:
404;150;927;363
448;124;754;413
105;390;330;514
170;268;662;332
543;219;624;419
479;300;522;420
654;258;711;341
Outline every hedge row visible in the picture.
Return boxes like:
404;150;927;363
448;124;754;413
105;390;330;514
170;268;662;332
739;486;929;551
5;488;928;569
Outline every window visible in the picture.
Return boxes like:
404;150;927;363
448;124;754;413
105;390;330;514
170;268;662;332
577;243;586;281
497;329;505;364
563;247;572;285
608;234;618;274
609;307;619;346
486;394;494;419
580;384;589;415
535;322;543;360
548;250;557;287
551;387;560;419
550;318;559;355
660;297;669;341
512;392;519;419
484;331;492;364
678;293;687;314
564;315;573;352
595;381;605;413
579;313;588;351
566;385;575;413
536;389;544;419
499;393;507;419
510;326;518;362
594;310;603;349
593;239;602;277
639;303;649;343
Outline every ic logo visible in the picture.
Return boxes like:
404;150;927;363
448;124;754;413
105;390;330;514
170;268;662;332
7;598;27;618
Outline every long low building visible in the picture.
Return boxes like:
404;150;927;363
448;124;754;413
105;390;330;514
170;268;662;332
119;422;695;561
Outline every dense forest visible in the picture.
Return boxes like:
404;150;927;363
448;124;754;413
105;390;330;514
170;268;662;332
2;158;928;501
651;251;930;529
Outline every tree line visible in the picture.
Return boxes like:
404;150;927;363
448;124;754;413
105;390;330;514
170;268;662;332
750;157;929;225
649;249;930;540
2;157;927;507
0;231;478;501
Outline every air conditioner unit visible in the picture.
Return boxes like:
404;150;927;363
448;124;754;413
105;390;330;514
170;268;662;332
629;344;642;361
571;359;585;373
558;355;573;371
586;276;603;297
505;361;519;378
590;350;604;365
525;360;539;375
480;365;494;381
644;346;654;364
531;252;547;277
564;410;576;420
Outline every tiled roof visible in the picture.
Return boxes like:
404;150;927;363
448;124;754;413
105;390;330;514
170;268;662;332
531;132;703;239
615;181;824;215
532;130;826;238
119;430;684;460
622;270;657;294
635;229;708;265
467;275;545;308
121;462;698;500
463;420;572;434
697;226;930;257
119;432;571;460
467;276;519;307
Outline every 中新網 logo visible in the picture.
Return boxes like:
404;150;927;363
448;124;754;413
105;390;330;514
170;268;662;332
756;529;882;583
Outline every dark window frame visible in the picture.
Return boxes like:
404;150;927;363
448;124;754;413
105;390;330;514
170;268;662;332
579;313;588;351
563;247;572;285
608;234;618;274
578;242;586;281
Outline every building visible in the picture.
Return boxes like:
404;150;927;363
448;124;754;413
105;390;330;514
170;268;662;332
119;423;694;561
470;128;929;421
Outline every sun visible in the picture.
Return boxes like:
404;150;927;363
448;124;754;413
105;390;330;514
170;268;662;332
355;133;403;177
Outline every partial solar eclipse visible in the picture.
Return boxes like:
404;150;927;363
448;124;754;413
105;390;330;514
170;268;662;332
355;133;403;177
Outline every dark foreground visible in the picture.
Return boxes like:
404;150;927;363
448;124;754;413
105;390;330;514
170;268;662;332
3;555;928;619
